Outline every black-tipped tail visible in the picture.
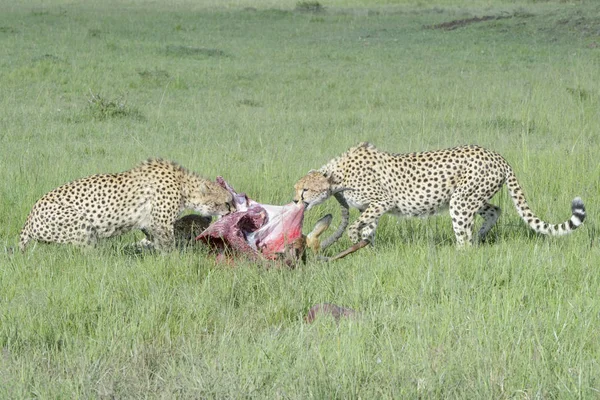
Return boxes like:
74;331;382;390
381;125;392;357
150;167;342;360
570;197;586;228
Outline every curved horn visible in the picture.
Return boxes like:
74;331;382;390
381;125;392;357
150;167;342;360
319;193;351;250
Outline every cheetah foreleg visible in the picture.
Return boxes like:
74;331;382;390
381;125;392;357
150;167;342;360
323;202;388;260
347;201;389;245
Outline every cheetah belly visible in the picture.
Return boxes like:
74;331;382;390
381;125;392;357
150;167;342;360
93;196;154;238
344;196;368;212
134;198;154;229
391;199;449;217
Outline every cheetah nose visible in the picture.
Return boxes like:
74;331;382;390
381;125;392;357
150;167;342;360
295;200;309;209
294;199;308;207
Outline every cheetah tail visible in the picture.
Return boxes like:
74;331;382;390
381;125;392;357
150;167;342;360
506;169;586;236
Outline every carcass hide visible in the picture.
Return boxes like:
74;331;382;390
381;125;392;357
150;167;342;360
196;177;306;264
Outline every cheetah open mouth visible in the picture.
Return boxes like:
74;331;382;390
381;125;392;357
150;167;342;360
196;177;305;260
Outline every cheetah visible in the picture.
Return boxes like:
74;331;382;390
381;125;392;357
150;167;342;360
293;142;586;260
19;159;234;251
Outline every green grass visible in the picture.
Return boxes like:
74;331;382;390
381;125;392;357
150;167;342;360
1;0;599;397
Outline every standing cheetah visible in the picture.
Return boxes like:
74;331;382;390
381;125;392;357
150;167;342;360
293;142;585;260
19;159;234;251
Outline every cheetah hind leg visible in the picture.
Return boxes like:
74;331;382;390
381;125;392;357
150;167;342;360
477;203;501;242
21;202;99;249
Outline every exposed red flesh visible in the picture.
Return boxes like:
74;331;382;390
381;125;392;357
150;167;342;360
196;177;304;261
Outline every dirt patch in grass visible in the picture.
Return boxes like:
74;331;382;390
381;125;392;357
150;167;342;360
425;10;535;31
556;14;600;38
425;15;508;31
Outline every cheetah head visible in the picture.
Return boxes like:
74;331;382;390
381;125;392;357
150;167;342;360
187;181;235;217
293;171;344;210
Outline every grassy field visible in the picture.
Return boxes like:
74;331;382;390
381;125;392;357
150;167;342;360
1;0;599;397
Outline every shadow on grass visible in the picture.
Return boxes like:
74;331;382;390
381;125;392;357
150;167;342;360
165;45;229;58
137;68;170;81
295;1;325;13
0;26;18;34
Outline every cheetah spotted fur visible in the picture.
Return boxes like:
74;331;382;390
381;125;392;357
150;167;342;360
19;159;234;251
294;142;585;249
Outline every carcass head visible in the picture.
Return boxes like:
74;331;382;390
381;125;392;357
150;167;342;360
305;214;333;253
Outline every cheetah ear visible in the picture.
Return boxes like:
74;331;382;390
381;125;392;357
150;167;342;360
198;182;210;194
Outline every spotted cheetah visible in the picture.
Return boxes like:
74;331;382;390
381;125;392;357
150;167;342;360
294;142;585;259
19;159;234;251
